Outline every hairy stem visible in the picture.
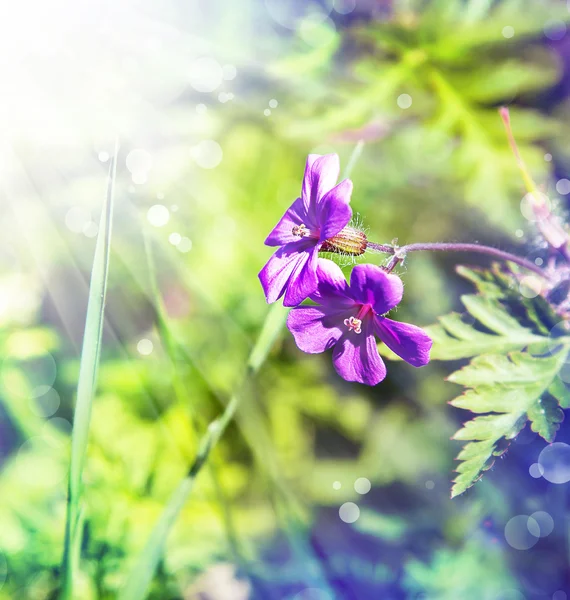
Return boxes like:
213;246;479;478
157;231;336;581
369;241;545;277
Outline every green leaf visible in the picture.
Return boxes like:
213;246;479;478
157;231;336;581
411;264;570;497
449;347;569;498
421;295;544;361
60;142;118;599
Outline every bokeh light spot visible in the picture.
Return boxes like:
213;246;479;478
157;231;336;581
519;275;542;298
397;94;412;109
137;339;153;356
538;442;570;484
132;171;148;185
83;222;99;238
354;477;371;494
169;233;181;246
504;515;539;550
529;462;544;478
544;19;567;41
334;0;356;14
177;237;193;253
1;350;57;400
339;502;360;523
530;511;554;537
556;178;570;195
126;149;152;175
194;140;223;169
332;481;341;490
147;205;170;227
548;321;570;355
30;387;60;418
502;26;515;38
520;192;551;222
189;57;223;92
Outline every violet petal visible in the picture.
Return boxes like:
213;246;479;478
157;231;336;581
302;154;340;218
310;259;355;309
287;306;347;353
258;240;315;304
332;324;387;386
317;179;353;241
264;196;308;247
374;317;432;367
283;244;320;307
350;265;403;314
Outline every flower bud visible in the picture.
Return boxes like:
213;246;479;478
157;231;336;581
320;226;368;256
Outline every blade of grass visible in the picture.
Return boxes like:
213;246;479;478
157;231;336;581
60;141;118;599
118;301;287;600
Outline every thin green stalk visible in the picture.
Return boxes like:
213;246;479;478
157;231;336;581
118;302;288;600
343;139;364;180
142;233;245;568
60;141;118;599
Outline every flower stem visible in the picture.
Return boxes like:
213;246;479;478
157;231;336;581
369;241;545;277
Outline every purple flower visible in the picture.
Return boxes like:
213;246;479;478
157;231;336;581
287;260;432;386
258;154;353;307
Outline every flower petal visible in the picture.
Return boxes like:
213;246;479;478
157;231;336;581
317;179;353;240
264;197;307;247
374;317;432;367
349;264;403;314
302;154;340;217
310;259;355;308
258;240;314;304
332;324;387;386
287;306;346;353
283;245;320;307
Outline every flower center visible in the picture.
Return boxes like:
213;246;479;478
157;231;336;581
356;304;372;320
292;223;319;240
344;316;362;334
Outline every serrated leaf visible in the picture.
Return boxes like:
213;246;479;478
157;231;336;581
428;297;545;360
548;378;570;409
450;346;569;498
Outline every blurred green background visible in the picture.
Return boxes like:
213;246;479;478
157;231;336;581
2;0;570;598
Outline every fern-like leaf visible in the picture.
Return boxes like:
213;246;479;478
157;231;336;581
449;348;569;498
424;264;570;497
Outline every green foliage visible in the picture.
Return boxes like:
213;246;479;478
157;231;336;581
403;540;519;599
274;0;567;228
429;265;570;497
450;349;568;498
